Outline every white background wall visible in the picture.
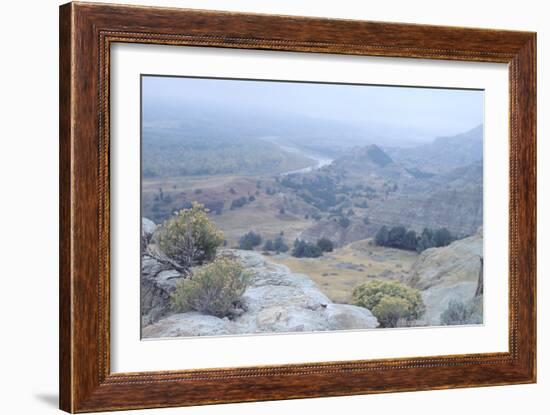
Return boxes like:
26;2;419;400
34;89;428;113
0;0;546;414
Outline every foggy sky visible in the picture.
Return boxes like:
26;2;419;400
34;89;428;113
143;75;483;140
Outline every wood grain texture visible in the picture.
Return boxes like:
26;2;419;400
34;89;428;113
59;2;537;412
59;3;73;411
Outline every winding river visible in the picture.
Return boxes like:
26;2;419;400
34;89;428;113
278;144;334;176
260;136;333;176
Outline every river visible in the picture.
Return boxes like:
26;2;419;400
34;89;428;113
267;140;333;176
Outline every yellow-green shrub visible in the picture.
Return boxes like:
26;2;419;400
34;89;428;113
157;202;224;267
352;280;425;327
171;258;250;317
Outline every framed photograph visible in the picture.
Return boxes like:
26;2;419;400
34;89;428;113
59;2;536;412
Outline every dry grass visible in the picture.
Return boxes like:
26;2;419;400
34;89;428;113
142;175;250;194
213;202;312;247
143;174;314;246
272;239;418;304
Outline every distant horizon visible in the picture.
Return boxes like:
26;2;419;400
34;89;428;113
142;75;484;143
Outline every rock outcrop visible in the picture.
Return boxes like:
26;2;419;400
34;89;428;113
142;250;378;338
405;228;483;325
140;255;184;326
142;217;157;238
141;217;157;250
140;217;188;326
140;218;193;325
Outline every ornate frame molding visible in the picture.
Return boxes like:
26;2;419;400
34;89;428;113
60;2;536;412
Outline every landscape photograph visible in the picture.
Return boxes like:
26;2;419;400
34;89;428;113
140;75;484;338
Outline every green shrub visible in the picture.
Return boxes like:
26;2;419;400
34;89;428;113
403;230;418;251
157;202;224;267
316;237;334;252
292;239;322;258
432;228;453;247
273;236;289;253
171;258;250;317
373;296;411;328
239;231;262;250
338;216;351;228
230;196;248;210
262;236;289;253
352;280;425;327
440;299;482;325
387;225;407;247
263;239;274;251
416;227;456;252
375;225;389;246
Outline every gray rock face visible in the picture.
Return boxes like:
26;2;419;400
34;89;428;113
140;255;184;326
405;228;483;325
142;217;157;237
141;312;234;337
324;303;381;330
142;250;378;338
141;218;157;250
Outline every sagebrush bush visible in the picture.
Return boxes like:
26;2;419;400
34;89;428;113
372;296;410;327
171;257;250;317
157;202;224;267
440;298;482;325
352;280;425;327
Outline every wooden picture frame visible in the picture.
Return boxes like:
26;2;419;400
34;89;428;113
59;2;536;412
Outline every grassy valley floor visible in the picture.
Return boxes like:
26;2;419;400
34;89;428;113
267;239;418;304
142;174;318;246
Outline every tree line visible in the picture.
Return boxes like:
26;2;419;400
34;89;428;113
238;231;334;258
375;225;456;252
